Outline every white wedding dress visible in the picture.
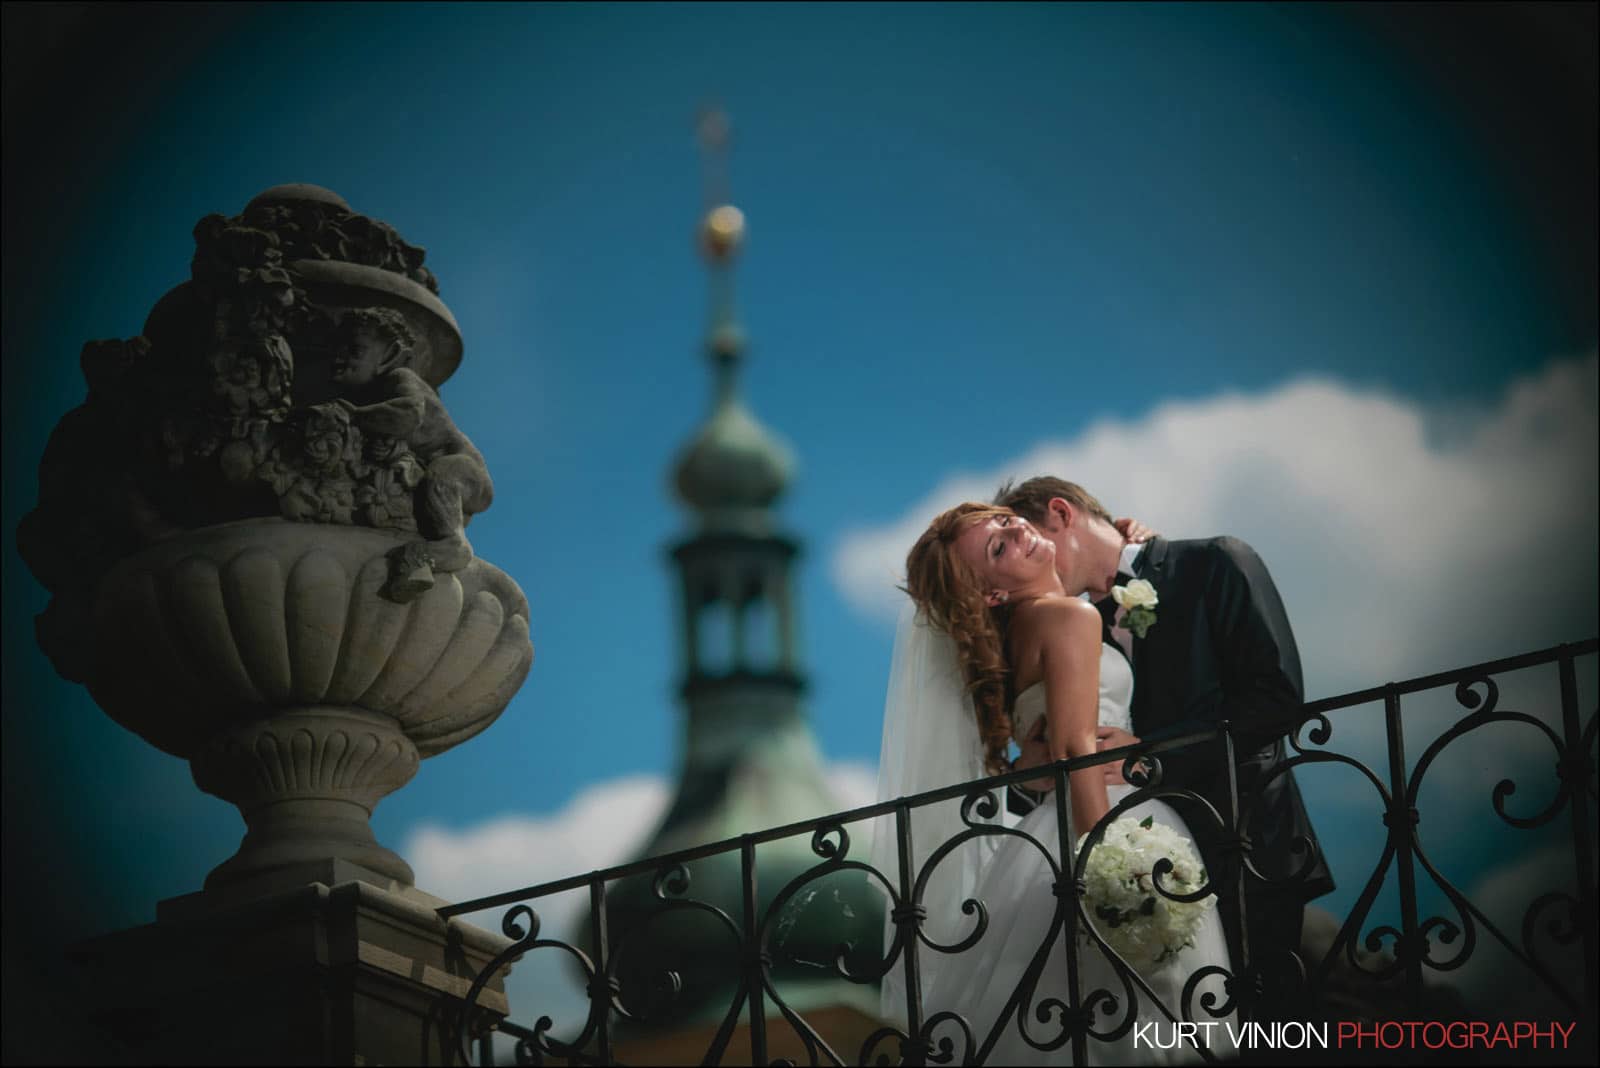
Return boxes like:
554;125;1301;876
919;644;1237;1065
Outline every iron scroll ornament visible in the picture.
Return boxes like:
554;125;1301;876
436;639;1596;1067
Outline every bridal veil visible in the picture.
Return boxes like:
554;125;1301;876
870;605;1001;1030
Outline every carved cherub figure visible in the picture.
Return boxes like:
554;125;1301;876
332;307;493;600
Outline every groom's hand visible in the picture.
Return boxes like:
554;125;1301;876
1096;726;1144;784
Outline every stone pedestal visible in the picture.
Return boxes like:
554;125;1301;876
69;866;514;1066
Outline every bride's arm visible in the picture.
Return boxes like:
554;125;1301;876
1026;597;1111;836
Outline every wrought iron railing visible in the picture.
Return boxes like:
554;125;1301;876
438;639;1598;1066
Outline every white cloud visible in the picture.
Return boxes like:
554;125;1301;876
404;775;668;905
402;762;881;1038
405;762;881;911
830;355;1599;698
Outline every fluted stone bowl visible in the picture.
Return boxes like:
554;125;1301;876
84;518;533;887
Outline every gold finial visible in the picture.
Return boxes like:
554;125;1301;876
701;204;745;262
696;105;744;264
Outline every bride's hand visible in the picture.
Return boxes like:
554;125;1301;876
1113;516;1158;543
1096;725;1144;784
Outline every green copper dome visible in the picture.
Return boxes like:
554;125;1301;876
672;388;794;515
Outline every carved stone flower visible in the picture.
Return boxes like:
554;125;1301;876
356;455;424;530
298;403;363;477
278;473;356;525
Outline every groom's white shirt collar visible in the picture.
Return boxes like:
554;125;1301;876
1080;542;1149;604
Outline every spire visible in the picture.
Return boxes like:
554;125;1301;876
588;112;882;1036
671;107;793;530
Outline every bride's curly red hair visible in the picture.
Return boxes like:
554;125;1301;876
903;502;1015;775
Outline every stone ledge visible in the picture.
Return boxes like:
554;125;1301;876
153;861;515;965
68;874;515;1064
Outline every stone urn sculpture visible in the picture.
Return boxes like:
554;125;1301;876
18;184;533;891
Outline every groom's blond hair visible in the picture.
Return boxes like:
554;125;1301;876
994;476;1113;526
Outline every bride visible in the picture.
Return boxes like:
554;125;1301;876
872;502;1234;1065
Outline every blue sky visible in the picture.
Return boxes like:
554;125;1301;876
4;3;1596;1019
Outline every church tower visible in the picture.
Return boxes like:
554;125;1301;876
601;112;881;1055
661;110;809;834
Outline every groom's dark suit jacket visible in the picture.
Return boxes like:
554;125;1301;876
1123;535;1334;903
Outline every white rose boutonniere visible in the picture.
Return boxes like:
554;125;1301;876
1111;578;1158;639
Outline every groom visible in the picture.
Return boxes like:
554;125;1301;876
999;475;1333;998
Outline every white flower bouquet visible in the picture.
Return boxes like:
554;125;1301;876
1077;815;1215;968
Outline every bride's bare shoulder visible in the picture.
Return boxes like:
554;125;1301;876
1010;595;1100;657
1012;594;1099;630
